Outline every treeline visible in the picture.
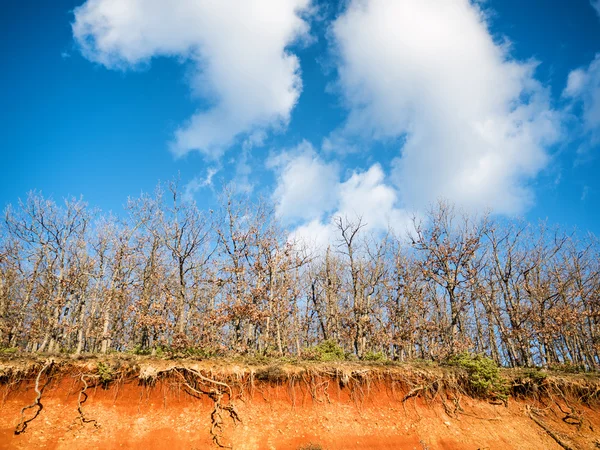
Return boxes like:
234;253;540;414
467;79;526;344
0;183;598;369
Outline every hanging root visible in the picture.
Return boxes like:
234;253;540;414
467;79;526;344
302;372;331;405
402;385;425;403
14;360;54;435
166;367;241;448
209;390;242;448
74;373;100;429
440;391;463;418
554;399;583;429
527;405;580;450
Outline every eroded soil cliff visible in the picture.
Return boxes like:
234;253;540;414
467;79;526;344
0;357;598;450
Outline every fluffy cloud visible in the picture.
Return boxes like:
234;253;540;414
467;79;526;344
288;164;412;249
564;54;600;146
336;164;410;233
330;0;562;214
270;142;410;248
268;141;340;223
73;0;312;158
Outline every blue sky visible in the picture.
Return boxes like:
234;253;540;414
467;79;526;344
1;0;599;239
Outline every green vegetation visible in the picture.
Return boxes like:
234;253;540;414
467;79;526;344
96;361;114;387
303;340;346;362
130;344;152;356
448;352;508;401
0;347;18;356
362;350;387;362
522;368;548;383
548;362;589;373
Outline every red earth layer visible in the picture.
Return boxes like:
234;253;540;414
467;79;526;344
0;375;598;449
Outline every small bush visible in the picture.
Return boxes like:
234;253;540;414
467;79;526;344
523;368;548;383
362;351;387;362
97;362;114;387
131;344;152;356
303;340;345;362
449;352;508;401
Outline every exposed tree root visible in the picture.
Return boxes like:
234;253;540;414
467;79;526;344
302;372;331;404
150;367;243;448
74;373;100;429
527;405;580;450
4;358;599;448
14;359;54;435
402;385;425;403
209;390;242;448
554;399;583;428
440;392;463;418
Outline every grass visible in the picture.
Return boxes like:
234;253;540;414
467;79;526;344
0;351;598;407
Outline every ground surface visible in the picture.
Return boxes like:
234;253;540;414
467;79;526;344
0;358;598;449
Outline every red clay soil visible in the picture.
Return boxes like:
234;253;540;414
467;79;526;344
0;369;598;450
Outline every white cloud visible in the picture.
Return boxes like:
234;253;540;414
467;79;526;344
564;54;600;146
268;141;339;223
289;218;336;250
337;164;411;233
330;0;562;214
565;69;587;98
183;166;219;202
73;0;312;159
270;143;410;249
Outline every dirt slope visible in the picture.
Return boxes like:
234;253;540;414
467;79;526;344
0;358;598;450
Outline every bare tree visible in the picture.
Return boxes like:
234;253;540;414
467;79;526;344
410;202;488;357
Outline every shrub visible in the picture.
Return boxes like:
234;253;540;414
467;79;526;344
449;352;508;401
303;340;345;362
362;351;387;362
523;368;548;383
131;344;152;356
97;362;114;387
255;365;288;382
